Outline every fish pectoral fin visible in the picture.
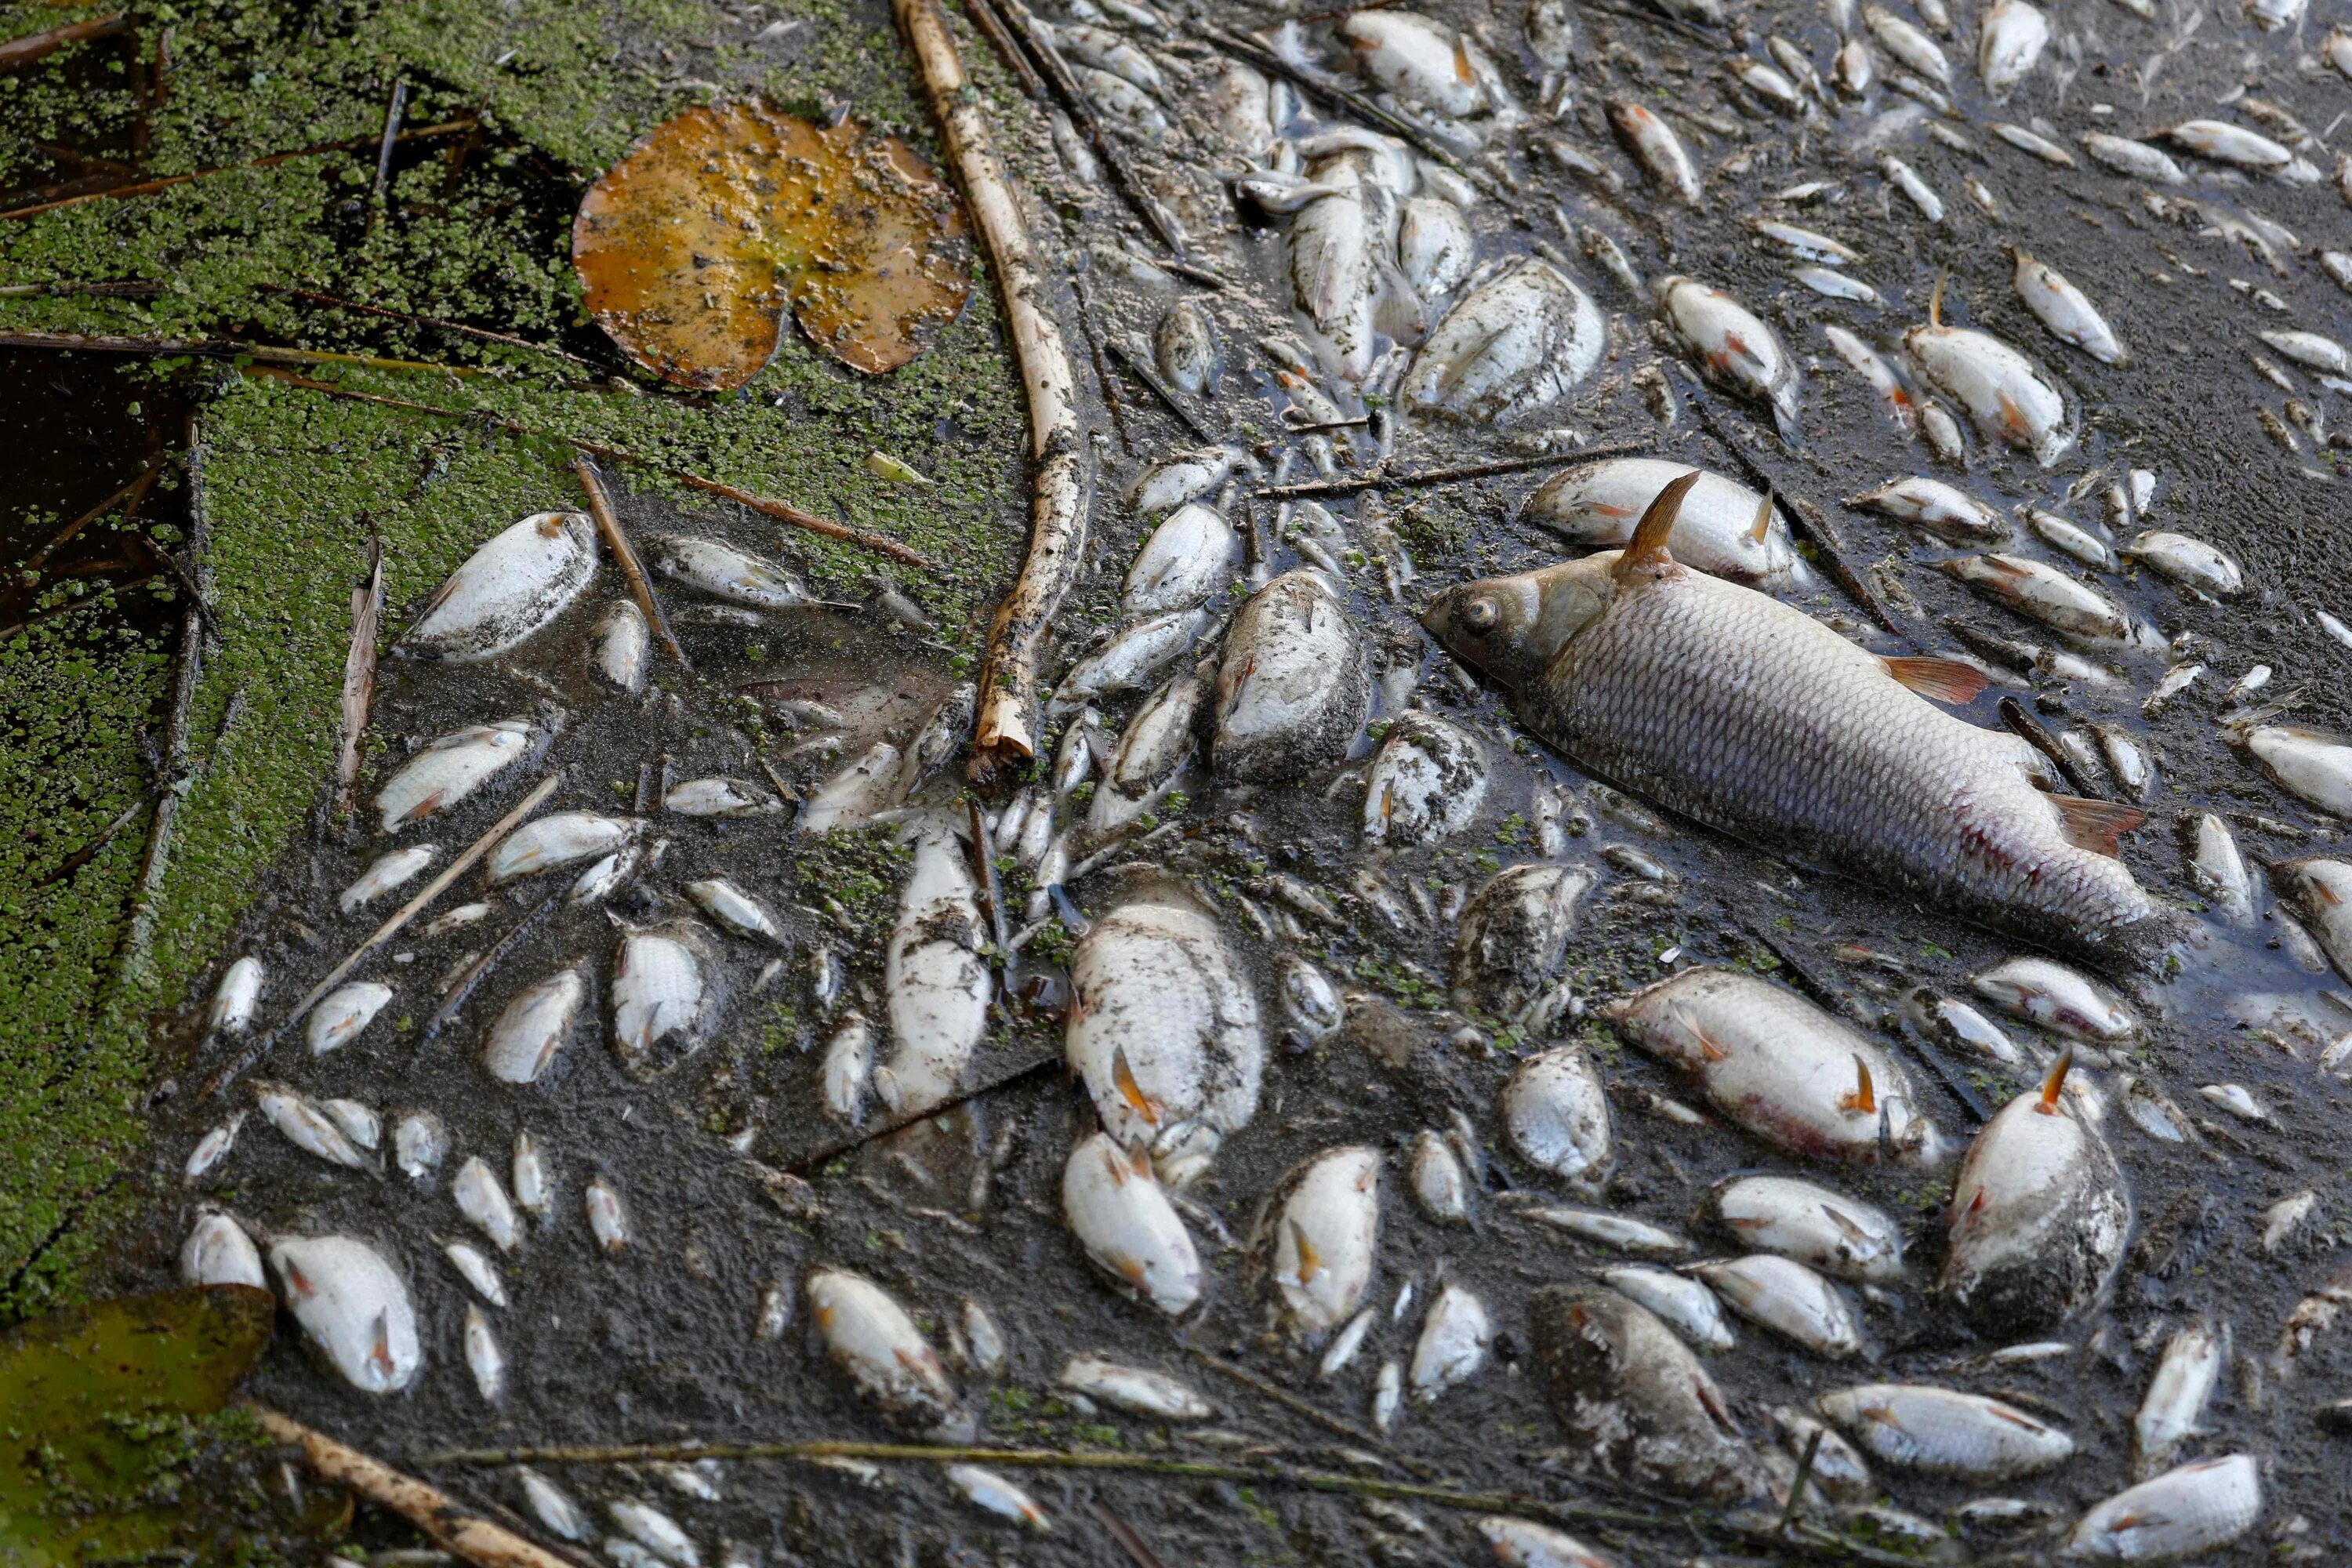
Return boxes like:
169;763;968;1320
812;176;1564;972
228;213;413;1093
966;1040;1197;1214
1613;471;1700;583
2051;793;2145;858
1882;655;1989;704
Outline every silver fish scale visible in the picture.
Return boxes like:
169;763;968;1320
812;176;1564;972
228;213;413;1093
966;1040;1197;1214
1537;568;2164;960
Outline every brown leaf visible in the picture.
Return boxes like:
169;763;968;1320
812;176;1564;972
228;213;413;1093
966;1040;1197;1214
572;100;971;390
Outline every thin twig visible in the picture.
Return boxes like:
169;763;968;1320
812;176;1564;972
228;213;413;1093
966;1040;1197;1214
31;774;180;889
371;78;409;211
418;887;567;1054
782;1050;1060;1173
1069;273;1134;456
960;0;1047;100
1105;336;1216;445
247;1405;583;1568
0;117;477;222
20;455;168;570
0;328;495;379
246;368;942;572
0;278;163;299
257;285;597;368
1779;1428;1823;1534
1999;695;2103;799
198;771;563;1099
0;579;150;642
1258;441;1655;500
336;528;384;814
1091;1500;1168;1568
572;455;688;669
131;526;220;640
1186;1349;1434;1479
0;13;129;72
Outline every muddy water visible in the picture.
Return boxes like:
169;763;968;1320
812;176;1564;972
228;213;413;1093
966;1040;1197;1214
110;0;2352;1562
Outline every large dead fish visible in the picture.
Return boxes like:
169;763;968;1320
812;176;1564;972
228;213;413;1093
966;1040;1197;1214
1421;474;2174;967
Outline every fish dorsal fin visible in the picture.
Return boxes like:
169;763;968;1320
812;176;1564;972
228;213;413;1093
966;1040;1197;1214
1287;1218;1323;1284
1613;471;1701;583
1882;655;1990;704
1839;1054;1877;1116
1451;35;1474;82
1746;489;1776;545
2037;1047;2074;1115
2051;794;2144;858
1109;1044;1162;1127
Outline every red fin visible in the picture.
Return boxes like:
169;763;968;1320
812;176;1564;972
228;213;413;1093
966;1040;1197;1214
2051;794;2144;858
1746;490;1776;545
2038;1047;2074;1115
1613;472;1700;583
1838;1055;1876;1116
1451;35;1473;82
1109;1044;1162;1127
1882;655;1990;704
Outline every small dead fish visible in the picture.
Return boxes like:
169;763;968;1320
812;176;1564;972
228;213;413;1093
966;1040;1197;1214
484;967;585;1085
1660;276;1799;443
1976;0;2047;95
684;878;782;942
183;1114;245;1183
1363;713;1487;846
321;1098;379;1152
338;845;435;913
378;720;535;833
1153;299;1222;397
1403;257;1605;421
1794;267;1879;304
2079;132;2186;184
1607;101;1699;204
1130;446;1243;517
510;1131;548;1219
1689;1255;1863;1357
402;511;597;662
1452;863;1594;1019
1272;1145;1382;1338
1519;458;1808;588
1057;1354;1212;1420
1994;122;2072;166
943;1464;1050;1530
800;740;905;836
1970;956;2138;1042
2162;119;2292;174
611;921;716;1080
1599;1264;1735;1352
209;956;264;1035
591;601;649;693
2012;250;2126;365
453;1156;521;1253
444;1239;506;1308
2198;1082;2267;1122
1818;1384;2074;1477
256;1084;370;1170
1124;503;1240;616
1408;1283;1491;1402
584;1171;631;1254
1406;1130;1469;1223
1864;4;1948;82
2242;725;2352;816
1851;476;2010;543
808;1267;973;1439
1055;608;1210;705
648;535;810;609
463;1303;504;1403
2273;859;2352;979
2189;813;2255;923
2065;1455;2260;1560
391;1112;445;1181
1824;325;1920;434
820;1012;874;1123
1936;555;2128;641
1715;1174;1904;1283
882;820;990;1116
306;980;392;1056
1906;289;2071;464
1475;1516;1615;1568
1092;662;1209;833
2026;507;2115;568
608;1499;698;1567
664;776;781;818
517;1469;591;1541
423;901;493;937
180;1210;266;1289
1397;197;1475;299
1523;1205;1690;1256
1500;1047;1614;1191
2124;531;2243;597
1214;571;1368;782
489;811;639;884
270;1233;421;1394
1062;1131;1203;1315
1944;1055;2129;1330
2134;1322;2225;1478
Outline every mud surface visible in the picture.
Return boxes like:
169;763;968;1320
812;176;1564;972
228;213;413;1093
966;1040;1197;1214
45;0;2352;1562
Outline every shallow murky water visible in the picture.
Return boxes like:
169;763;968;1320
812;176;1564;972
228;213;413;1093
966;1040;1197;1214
122;0;2352;1561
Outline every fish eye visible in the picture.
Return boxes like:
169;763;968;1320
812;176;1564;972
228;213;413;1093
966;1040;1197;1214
1460;597;1499;633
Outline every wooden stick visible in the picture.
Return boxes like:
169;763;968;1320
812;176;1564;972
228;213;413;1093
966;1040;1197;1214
897;0;1089;784
1105;336;1216;445
960;0;1047;100
32;776;176;888
0;328;493;378
0;13;128;72
783;1049;1059;1173
1186;1348;1432;1478
0;278;162;299
256;285;597;368
20;455;167;570
1258;441;1657;501
336;529;384;813
198;771;562;1099
247;1406;579;1568
0;118;478;222
1069;273;1134;455
244;368;942;572
572;455;687;670
371;78;409;210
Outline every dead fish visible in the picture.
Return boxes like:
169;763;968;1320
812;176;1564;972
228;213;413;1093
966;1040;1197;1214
1291;190;1377;381
2012;251;2126;366
463;1304;504;1403
944;1465;1050;1530
2273;859;2352;979
592;601;649;693
1768;1407;1875;1502
1715;1174;1904;1284
1397;197;1475;299
1911;990;2026;1065
1271;1145;1381;1338
608;1499;698;1567
1906;285;2073;464
1053;21;1164;96
2134;1322;2225;1479
321;1098;379;1152
1203;56;1274;155
1062;1131;1203;1315
1969;956;2139;1042
209;956;265;1035
2188;813;2254;923
1851;476;2010;543
2079;132;2186;184
183;1114;245;1184
1607;967;1942;1164
1936;555;2129;641
1451;863;1595;1018
821;1012;873;1123
517;1469;590;1542
1475;1516;1614;1568
648;535;810;609
584;1171;630;1254
488;811;639;884
1689;1256;1864;1357
423;901;494;937
1402;257;1605;421
1409;1283;1491;1402
1130;447;1245;518
684;878;782;942
1092;660;1210;833
511;1130;550;1220
442;1240;506;1307
800;741;906;836
1945;1054;2129;1330
402;511;597;662
256;1083;371;1170
378;720;534;833
1341;10;1493;118
1599;1265;1735;1352
383;1112;441;1181
1994;123;2072;167
1793;267;1879;305
2243;0;2304;27
1749;219;1860;266
664;776;781;818
484;967;586;1085
2162;119;2292;174
1833;36;1876;95
2124;532;2243;597
882;819;990;1116
1864;5;1948;82
611;920;717;1079
1213;570;1367;782
1363;713;1487;845
1523;1205;1690;1256
1124;503;1240;616
2198;1082;2267;1122
453;1156;521;1252
1527;1286;1766;1501
1824;325;1920;434
2242;725;2352;815
1499;1047;1614;1191
1057;1355;1211;1420
180;1210;265;1289
2064;1455;2260;1560
2026;507;2116;568
1519;459;1809;589
339;845;435;913
1818;1384;2074;1477
1279;956;1342;1044
1976;0;2047;95
1606;101;1698;204
1659;277;1799;443
1055;608;1212;706
306;980;392;1056
270;1234;421;1394
1149;302;1222;401
807;1267;974;1439
1406;1130;1469;1223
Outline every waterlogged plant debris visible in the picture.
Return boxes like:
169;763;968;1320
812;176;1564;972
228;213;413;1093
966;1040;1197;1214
0;1286;274;1563
573;100;972;390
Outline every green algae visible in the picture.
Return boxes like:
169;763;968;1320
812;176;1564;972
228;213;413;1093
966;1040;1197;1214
0;0;1031;1317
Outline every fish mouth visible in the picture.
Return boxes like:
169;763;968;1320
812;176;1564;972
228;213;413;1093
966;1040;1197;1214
1417;581;1490;666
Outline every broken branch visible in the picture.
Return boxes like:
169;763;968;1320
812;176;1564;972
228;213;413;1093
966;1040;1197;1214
336;529;384;814
1256;441;1656;500
0;328;495;379
0;117;477;223
0;13;129;73
896;0;1090;783
572;454;688;670
257;284;597;368
19;453;168;571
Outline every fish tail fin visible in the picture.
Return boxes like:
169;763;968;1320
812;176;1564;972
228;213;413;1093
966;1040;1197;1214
1613;471;1701;583
2051;793;2144;858
1882;655;1990;703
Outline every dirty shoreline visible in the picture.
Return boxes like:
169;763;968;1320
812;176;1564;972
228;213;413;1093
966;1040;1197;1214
9;0;2352;1561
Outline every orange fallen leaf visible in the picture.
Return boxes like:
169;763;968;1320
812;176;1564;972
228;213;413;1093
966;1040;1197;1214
572;100;971;390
